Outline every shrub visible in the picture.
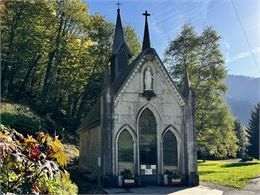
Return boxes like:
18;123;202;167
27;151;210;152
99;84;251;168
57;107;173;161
165;170;182;179
0;124;78;194
121;169;134;179
240;155;254;162
1;112;45;135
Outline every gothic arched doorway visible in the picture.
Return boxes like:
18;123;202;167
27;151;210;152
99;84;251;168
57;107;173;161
163;130;178;172
138;108;157;185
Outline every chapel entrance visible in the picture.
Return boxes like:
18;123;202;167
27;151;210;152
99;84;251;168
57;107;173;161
139;109;157;185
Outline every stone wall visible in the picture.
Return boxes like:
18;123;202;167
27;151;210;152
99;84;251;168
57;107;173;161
78;125;101;175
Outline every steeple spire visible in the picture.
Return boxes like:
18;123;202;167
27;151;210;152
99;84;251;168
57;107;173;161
110;3;132;82
142;10;151;51
112;4;124;54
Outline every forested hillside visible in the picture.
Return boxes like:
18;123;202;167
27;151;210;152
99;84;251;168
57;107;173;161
1;0;141;133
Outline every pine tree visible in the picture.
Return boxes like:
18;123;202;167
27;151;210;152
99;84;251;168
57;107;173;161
234;119;249;158
247;103;260;159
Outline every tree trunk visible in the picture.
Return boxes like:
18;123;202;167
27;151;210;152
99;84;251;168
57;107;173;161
17;53;41;97
41;11;64;112
1;5;22;95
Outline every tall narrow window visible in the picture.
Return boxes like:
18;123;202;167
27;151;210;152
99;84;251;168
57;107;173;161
118;129;134;173
163;131;178;172
139;109;157;175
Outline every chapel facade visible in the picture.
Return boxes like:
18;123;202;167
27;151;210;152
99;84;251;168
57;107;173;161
76;8;199;187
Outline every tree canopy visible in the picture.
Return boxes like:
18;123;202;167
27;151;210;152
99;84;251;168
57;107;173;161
164;24;238;158
1;0;141;132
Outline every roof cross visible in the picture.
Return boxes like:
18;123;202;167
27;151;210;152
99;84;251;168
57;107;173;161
116;1;121;10
142;10;150;18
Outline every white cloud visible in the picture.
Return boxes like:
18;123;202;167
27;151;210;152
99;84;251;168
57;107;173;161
225;47;260;63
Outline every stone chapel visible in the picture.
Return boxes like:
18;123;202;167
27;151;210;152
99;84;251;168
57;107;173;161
76;8;199;187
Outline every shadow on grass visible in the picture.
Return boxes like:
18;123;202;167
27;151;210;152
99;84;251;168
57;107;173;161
221;162;259;168
199;171;217;175
198;163;219;166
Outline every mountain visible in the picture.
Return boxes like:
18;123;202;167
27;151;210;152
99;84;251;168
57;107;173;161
225;75;260;126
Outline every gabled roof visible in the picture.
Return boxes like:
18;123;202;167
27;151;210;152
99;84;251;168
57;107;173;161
76;98;101;133
77;48;186;133
113;48;186;105
111;51;144;94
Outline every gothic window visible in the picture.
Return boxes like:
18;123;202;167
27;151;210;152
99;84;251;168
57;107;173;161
139;109;157;166
118;129;134;173
163;131;178;171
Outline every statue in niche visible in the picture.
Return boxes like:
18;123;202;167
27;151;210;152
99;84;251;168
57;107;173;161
144;67;153;91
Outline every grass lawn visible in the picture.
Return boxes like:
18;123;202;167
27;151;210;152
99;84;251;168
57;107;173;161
198;160;260;189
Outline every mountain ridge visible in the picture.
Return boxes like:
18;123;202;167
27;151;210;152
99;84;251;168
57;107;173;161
225;74;260;126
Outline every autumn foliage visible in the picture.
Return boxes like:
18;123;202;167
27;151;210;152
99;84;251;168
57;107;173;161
0;124;77;194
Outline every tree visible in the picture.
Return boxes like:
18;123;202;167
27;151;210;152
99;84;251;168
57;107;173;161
164;24;238;158
247;103;260;159
1;0;141;132
234;119;249;158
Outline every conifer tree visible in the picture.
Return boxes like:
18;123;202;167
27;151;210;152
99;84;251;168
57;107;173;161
247;103;260;159
234;119;249;158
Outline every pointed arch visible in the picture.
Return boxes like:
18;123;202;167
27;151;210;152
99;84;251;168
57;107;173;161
115;125;136;175
138;108;157;165
162;126;183;173
136;103;161;125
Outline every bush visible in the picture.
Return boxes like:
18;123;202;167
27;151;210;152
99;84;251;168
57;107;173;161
121;169;134;179
1;112;45;135
240;155;254;162
0;124;78;194
165;170;182;179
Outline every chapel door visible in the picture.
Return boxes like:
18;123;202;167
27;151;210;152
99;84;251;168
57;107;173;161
139;109;157;185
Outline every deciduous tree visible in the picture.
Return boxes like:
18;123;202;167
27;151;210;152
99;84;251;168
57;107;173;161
164;24;238;158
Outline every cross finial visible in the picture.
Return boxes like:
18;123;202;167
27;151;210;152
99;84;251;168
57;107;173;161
142;10;150;18
116;1;121;10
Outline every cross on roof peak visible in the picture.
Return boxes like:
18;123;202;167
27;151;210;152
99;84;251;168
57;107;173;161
142;10;150;17
116;1;121;10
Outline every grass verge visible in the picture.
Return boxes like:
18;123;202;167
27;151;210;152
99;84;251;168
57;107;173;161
198;160;260;189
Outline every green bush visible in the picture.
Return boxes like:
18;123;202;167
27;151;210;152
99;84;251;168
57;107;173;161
165;170;182;179
0;112;45;135
121;169;134;179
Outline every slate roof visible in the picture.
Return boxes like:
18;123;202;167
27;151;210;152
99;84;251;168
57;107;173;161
76;98;101;133
76;50;144;133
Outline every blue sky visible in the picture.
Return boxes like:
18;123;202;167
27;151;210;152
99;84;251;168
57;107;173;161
85;0;260;78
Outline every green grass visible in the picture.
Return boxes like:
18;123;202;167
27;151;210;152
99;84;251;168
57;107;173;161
198;160;260;189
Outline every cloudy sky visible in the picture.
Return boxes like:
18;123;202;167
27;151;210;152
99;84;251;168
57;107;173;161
85;0;260;78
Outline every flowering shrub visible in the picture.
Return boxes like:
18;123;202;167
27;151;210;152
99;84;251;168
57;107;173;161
0;124;78;194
